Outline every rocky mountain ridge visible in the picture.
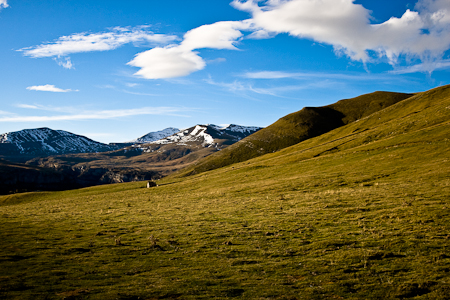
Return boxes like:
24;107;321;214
128;127;180;144
139;124;262;150
0;127;120;162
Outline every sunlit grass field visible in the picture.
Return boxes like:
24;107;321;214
1;85;450;299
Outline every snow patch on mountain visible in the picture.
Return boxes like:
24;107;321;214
210;124;262;133
148;124;262;148
0;127;119;156
129;127;179;144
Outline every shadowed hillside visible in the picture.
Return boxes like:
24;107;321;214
0;160;80;194
177;91;413;177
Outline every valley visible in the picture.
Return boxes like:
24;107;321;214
0;124;262;194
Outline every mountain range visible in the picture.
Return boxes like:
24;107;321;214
1;86;443;194
138;124;263;150
0;124;262;193
0;127;120;162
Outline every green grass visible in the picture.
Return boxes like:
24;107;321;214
179;91;413;177
0;85;450;299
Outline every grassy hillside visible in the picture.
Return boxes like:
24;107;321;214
177;91;413;177
0;85;449;299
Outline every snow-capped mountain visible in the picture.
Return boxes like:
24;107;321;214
0;127;120;160
142;124;262;149
128;127;180;144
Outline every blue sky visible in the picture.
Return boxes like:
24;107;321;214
1;0;449;143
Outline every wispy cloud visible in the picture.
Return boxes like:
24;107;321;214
0;110;14;115
125;82;139;88
26;84;78;93
205;76;313;97
96;84;116;90
16;104;40;109
389;59;450;74
121;90;161;97
15;104;78;113
19;26;178;69
206;57;227;64
0;0;8;9
0;106;192;122
53;57;74;69
207;69;415;97
205;77;250;92
95;83;160;96
240;70;396;81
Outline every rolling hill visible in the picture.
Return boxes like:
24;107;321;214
0;85;449;299
177;91;413;176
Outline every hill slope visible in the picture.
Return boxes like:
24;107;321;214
0;85;449;299
178;91;413;176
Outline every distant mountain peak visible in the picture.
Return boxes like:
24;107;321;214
148;124;263;148
0;127;120;161
128;127;180;144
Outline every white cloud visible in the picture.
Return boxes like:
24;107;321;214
127;46;206;79
128;21;253;79
26;84;78;93
416;0;450;15
129;0;450;79
180;20;252;51
0;0;8;9
232;0;450;70
0;106;191;122
232;0;371;60
247;29;277;39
